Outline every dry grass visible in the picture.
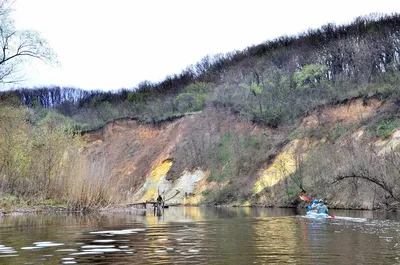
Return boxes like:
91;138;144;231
65;157;120;211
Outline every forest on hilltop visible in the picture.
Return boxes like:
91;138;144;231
3;14;400;129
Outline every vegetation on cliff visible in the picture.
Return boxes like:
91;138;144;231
4;14;400;128
2;13;400;210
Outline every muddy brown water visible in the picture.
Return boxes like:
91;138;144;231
1;207;400;264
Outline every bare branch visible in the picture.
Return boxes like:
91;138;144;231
332;174;399;202
0;1;56;83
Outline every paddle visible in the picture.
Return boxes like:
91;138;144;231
300;195;311;212
299;195;310;202
299;195;335;218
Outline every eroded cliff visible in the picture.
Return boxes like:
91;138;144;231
83;98;400;209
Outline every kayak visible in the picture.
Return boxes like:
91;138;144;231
306;211;332;218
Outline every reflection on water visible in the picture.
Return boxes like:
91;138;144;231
0;207;400;264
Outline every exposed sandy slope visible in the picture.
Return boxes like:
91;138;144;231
83;98;398;208
301;98;382;128
83;118;185;201
82;108;273;204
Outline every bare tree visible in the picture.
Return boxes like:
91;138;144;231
0;0;56;84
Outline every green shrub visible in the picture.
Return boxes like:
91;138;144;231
201;190;210;196
376;119;398;138
285;187;302;199
185;82;211;93
307;127;324;140
329;125;350;141
253;105;284;127
293;64;329;90
174;92;207;113
376;84;394;98
239;135;261;149
288;129;305;140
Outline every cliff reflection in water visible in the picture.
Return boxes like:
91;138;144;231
0;207;399;264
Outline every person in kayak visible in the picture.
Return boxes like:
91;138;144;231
308;199;319;212
317;199;329;214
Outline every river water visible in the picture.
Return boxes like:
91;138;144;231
0;207;400;264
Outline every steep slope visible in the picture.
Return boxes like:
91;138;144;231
83;98;400;209
253;98;395;208
83;117;185;201
82;107;283;204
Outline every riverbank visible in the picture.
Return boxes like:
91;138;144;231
1;201;398;218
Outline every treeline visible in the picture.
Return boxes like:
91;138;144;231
2;14;400;130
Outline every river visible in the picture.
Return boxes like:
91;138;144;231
0;207;400;264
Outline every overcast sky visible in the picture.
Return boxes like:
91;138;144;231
10;0;400;91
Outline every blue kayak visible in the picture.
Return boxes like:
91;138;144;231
306;211;332;218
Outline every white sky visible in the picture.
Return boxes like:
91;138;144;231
10;0;400;91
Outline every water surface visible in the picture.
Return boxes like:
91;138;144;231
0;207;400;264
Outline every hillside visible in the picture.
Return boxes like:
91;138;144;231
1;14;400;211
82;96;400;210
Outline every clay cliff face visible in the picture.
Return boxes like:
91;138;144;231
82;99;400;209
